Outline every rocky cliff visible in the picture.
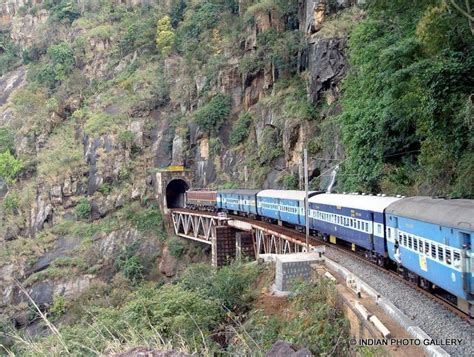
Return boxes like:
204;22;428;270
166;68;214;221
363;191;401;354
1;0;472;345
0;0;361;334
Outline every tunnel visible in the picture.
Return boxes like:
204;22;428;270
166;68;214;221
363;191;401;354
166;179;189;208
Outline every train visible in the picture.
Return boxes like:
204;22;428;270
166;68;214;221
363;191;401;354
185;189;474;316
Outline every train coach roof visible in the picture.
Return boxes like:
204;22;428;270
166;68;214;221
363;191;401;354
308;193;401;213
218;189;261;195
257;190;318;200
386;197;474;230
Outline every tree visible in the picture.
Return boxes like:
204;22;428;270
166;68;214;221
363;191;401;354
0;151;23;184
156;16;176;56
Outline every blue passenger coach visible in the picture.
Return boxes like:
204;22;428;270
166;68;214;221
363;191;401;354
385;197;474;314
308;194;401;262
257;190;318;226
217;189;260;217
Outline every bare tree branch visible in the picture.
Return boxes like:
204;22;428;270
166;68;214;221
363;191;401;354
449;0;474;21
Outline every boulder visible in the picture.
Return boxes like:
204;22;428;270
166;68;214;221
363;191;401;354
266;341;313;357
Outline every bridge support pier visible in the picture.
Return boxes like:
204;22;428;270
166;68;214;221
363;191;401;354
236;232;255;261
212;226;237;267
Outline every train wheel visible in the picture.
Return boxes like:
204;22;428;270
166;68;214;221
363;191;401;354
377;257;385;267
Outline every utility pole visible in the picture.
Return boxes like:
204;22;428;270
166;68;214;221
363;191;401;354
304;148;309;251
244;165;248;188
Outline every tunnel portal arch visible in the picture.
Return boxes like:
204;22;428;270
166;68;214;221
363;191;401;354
166;179;190;209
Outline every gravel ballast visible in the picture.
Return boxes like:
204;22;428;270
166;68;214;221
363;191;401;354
325;248;474;356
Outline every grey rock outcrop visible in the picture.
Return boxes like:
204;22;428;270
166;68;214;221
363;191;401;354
307;38;347;104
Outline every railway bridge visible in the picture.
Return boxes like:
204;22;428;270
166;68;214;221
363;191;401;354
170;209;324;267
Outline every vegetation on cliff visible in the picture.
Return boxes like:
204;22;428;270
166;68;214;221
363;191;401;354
339;0;474;197
0;0;472;354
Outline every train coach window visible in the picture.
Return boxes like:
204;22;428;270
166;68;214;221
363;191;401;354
366;222;369;232
453;251;461;267
414;238;418;251
438;246;444;262
425;241;430;255
408;236;412;249
431;244;436;259
446;249;452;265
387;228;392;238
418;239;423;253
403;234;407;247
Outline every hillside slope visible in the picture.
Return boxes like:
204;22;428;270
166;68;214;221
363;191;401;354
0;0;472;353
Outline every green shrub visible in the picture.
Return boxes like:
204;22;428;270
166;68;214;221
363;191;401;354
156;15;175;56
0;151;23;184
308;137;321;155
229;112;253;146
181;262;260;312
49;295;67;319
75;198;91;220
115;242;144;284
194;94;231;135
2;191;20;214
338;1;473;196
118;130;135;146
123;203;164;235
97;183;112;195
0;32;20;75
44;0;81;24
280;173;299;189
167;237;185;258
30;42;75;87
258;127;283;164
230;279;350;355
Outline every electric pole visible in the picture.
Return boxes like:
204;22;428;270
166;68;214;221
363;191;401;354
304;148;309;251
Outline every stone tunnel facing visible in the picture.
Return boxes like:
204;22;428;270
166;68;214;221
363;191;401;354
166;179;189;209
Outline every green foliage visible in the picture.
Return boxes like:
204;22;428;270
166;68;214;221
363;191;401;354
258;127;283;164
37;122;86;179
44;0;81;24
0;127;14;154
30;42;75;87
123;203;164;235
0;151;23;184
338;1;473;196
280;173;299;189
49;295;67;319
231;279;350;355
75;198;91;220
97;183;112;195
115;242;144;284
229;112;253;146
170;0;187;27
118;15;157;56
118;130;135;146
194;93;231;135
181;262;260;312
167;237;185;258
2;191;20;214
308;137;321;155
156;16;176;56
0;30;20;75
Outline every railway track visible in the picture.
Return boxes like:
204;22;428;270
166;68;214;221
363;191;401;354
324;241;473;324
169;208;474;326
171;209;472;321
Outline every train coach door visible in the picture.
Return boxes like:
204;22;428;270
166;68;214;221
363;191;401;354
460;232;472;295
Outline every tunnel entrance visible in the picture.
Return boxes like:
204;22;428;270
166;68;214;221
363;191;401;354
166;179;189;208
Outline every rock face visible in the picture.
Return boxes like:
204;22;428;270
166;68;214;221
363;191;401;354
307;38;347;104
159;246;178;277
266;341;313;357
